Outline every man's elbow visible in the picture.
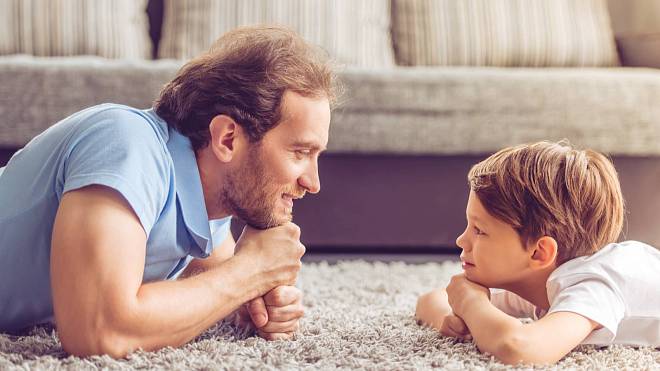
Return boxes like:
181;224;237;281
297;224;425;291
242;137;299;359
58;320;135;358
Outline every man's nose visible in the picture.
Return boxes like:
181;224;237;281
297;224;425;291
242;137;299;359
298;162;321;194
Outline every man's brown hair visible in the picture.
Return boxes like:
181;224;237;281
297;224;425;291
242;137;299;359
154;25;338;150
468;141;625;265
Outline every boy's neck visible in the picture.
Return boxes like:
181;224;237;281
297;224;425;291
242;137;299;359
504;266;556;311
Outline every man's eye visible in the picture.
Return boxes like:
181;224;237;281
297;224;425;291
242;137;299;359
295;149;311;158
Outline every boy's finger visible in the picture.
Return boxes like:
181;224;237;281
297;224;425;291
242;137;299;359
446;315;469;335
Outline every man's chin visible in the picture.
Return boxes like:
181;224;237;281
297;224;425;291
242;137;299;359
243;212;292;229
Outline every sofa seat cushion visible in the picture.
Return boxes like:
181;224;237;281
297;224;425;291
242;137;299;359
2;55;660;156
331;66;660;155
0;55;181;147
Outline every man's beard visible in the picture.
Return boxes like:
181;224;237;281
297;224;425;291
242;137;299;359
220;146;305;229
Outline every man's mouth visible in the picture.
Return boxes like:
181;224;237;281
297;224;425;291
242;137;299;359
281;193;304;208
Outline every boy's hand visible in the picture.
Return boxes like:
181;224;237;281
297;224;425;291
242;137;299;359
440;313;472;340
446;274;490;316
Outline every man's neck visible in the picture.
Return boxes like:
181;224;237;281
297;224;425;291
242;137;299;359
196;147;232;220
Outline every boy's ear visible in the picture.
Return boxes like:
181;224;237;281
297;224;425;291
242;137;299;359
529;236;558;269
208;114;241;162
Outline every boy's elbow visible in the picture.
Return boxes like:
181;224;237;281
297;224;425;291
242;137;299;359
492;340;526;366
490;332;559;366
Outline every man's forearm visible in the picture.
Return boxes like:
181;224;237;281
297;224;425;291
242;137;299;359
100;254;267;356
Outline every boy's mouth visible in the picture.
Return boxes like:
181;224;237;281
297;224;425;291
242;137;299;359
461;260;475;269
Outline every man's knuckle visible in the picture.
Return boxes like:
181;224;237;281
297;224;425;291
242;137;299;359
288;223;301;236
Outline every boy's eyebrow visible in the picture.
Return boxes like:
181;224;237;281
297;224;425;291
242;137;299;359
467;213;486;224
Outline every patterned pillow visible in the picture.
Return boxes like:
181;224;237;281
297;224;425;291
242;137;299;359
158;0;394;67
392;0;620;67
0;0;151;59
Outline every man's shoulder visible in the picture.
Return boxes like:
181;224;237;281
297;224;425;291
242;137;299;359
72;104;169;144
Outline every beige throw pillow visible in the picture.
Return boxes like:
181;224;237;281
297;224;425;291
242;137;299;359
158;0;394;67
0;0;151;59
392;0;620;67
608;0;660;68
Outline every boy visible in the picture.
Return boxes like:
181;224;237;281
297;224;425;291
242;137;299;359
416;141;660;365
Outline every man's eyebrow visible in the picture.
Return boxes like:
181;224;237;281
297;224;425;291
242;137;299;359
291;141;326;152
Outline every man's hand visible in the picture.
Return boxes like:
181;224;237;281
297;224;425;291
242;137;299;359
234;223;306;296
244;286;304;340
446;274;490;317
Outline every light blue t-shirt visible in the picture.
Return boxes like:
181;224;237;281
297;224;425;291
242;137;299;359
0;104;231;332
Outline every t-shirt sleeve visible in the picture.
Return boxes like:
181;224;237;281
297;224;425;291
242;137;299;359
547;276;626;342
490;289;537;318
60;110;170;236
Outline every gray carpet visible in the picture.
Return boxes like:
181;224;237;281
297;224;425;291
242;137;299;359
1;261;659;370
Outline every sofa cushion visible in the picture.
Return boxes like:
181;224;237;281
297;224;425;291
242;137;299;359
3;56;660;156
0;55;179;147
0;0;151;59
158;0;394;67
607;0;660;68
392;0;620;67
332;66;660;155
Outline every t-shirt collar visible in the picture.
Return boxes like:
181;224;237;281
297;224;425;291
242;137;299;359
165;127;215;255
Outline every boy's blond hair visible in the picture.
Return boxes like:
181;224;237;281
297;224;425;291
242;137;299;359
468;141;624;265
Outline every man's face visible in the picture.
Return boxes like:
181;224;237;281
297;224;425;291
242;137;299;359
455;190;533;289
222;91;330;229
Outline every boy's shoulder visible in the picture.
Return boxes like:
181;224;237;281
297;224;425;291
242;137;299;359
549;240;659;282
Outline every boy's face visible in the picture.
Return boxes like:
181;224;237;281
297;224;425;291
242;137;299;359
455;190;534;289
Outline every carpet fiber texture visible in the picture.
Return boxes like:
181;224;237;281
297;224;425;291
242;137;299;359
1;261;659;370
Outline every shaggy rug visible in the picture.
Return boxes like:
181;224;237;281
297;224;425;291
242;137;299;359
1;261;658;370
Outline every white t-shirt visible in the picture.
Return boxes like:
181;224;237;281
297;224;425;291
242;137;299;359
490;241;660;347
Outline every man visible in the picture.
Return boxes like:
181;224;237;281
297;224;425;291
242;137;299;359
0;26;336;357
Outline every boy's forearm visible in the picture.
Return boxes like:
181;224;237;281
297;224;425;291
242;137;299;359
459;298;526;364
416;289;452;330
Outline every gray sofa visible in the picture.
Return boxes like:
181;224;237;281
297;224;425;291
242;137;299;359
3;1;660;253
3;56;660;252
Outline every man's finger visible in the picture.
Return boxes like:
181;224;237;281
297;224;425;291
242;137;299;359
263;286;301;306
259;318;300;334
257;330;294;341
246;297;268;328
265;303;305;322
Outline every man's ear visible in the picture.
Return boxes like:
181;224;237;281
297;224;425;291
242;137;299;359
529;236;558;269
208;114;241;162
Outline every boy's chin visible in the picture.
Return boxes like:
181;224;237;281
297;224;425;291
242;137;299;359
464;272;492;287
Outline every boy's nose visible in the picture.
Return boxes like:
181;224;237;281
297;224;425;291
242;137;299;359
456;230;468;250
